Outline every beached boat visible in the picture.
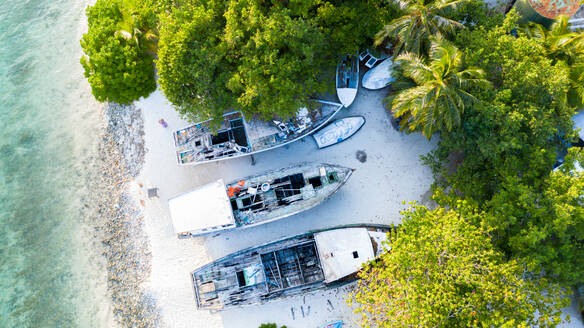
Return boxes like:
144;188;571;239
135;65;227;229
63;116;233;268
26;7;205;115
173;100;344;165
336;55;359;107
191;224;391;310
362;58;396;90
313;116;365;149
168;163;354;238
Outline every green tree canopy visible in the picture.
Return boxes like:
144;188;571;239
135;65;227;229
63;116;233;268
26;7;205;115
388;38;489;138
80;0;158;104
157;0;396;121
429;13;575;202
423;13;584;287
350;204;568;328
484;148;584;286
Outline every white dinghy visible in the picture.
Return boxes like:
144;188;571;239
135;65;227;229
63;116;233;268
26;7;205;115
313;116;365;149
362;58;395;90
336;55;359;107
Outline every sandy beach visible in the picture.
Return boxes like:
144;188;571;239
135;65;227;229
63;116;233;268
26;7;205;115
130;86;437;328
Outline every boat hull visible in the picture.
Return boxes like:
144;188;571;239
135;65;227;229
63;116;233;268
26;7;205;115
174;100;344;166
362;58;395;90
313;116;365;149
191;224;392;311
336;55;359;107
170;163;354;238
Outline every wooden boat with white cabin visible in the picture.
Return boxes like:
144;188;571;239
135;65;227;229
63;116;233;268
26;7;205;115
173;100;344;165
168;163;354;238
191;224;391;310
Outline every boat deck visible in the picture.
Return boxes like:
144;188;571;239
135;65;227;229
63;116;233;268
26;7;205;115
192;225;391;310
174;100;343;165
227;163;353;227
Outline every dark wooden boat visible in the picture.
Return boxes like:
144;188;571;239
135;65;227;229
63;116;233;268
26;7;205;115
191;224;391;310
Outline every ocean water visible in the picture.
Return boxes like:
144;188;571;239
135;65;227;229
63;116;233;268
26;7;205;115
0;0;110;327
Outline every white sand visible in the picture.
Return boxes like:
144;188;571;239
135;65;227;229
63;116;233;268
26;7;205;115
133;87;437;327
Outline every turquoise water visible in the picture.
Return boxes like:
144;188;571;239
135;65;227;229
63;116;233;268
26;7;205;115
0;0;109;327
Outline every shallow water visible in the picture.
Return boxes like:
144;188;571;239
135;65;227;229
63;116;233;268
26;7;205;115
0;0;110;327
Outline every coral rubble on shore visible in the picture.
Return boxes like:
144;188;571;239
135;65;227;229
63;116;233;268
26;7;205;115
83;103;158;327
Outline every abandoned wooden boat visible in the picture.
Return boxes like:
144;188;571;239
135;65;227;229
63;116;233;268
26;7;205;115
336;55;359;107
362;58;396;90
191;224;391;310
173;100;344;165
168;163;354;238
313;116;365;149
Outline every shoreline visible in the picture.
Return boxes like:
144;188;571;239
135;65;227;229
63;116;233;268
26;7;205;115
85;102;160;327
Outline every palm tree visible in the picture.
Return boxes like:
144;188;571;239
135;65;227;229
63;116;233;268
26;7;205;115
389;39;490;139
375;0;466;56
520;15;584;65
114;1;158;55
521;16;584;107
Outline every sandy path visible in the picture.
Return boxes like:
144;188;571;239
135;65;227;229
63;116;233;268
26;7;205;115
134;87;437;328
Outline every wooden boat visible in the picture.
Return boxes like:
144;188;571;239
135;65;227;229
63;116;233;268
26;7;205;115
168;163;354;238
313;116;365;149
362;58;396;90
173;100;344;165
320;321;343;328
336;55;359;107
359;49;389;68
191;224;391;310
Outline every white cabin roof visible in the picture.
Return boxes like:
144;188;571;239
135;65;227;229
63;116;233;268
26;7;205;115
168;179;235;235
314;228;375;283
572;111;584;140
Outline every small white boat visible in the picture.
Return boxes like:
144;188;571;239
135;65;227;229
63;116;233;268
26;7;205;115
313;116;365;149
336;55;359;107
362;58;396;90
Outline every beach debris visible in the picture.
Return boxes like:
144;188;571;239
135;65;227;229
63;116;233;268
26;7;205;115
327;299;334;311
356;150;367;163
147;188;159;198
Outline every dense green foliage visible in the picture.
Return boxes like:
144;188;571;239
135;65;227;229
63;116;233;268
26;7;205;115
388;38;489;138
156;0;398;121
422;13;584;286
351;204;567;327
80;0;159;104
353;3;584;325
